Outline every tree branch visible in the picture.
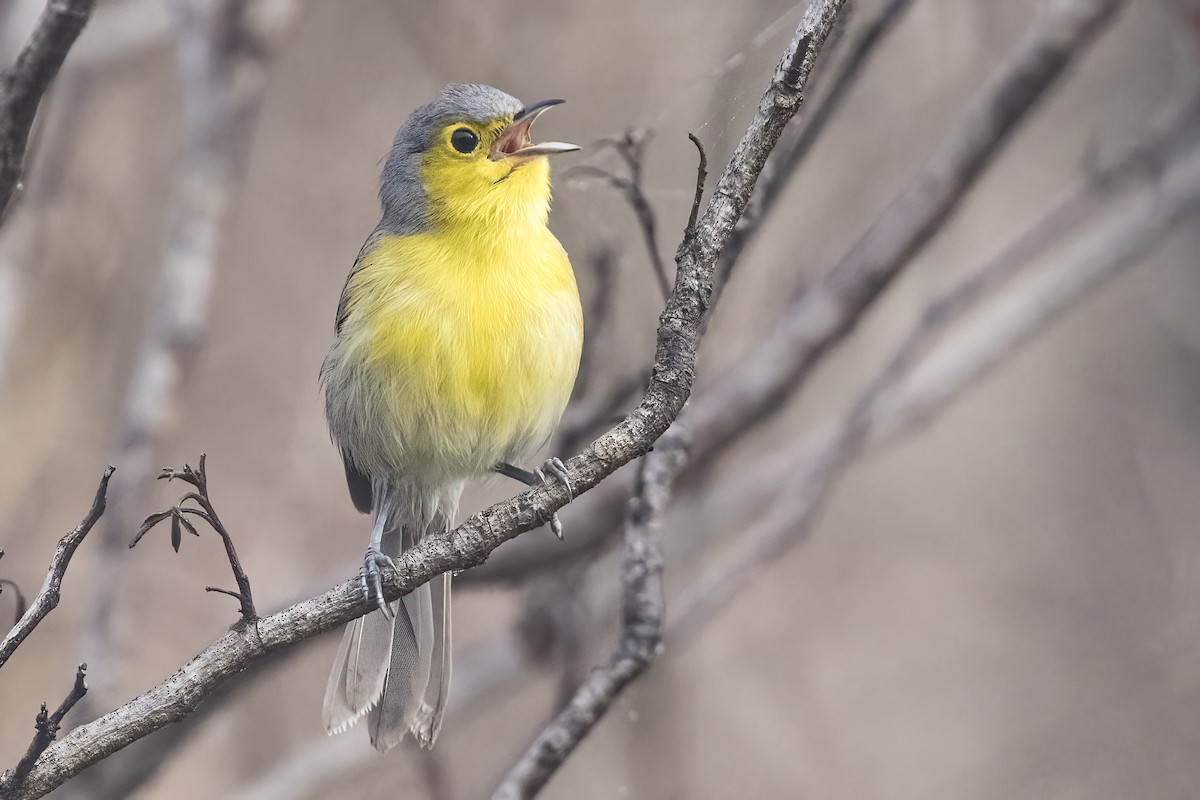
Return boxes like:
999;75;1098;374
0;467;112;668
568;129;672;300
688;0;1125;462
466;0;1126;587
212;103;1200;800
1;3;847;796
0;0;94;223
491;429;690;800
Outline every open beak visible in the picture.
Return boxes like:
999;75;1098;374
491;99;581;160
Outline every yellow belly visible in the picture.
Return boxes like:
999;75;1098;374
330;229;582;486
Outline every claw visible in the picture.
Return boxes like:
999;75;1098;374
543;457;575;498
535;460;571;541
362;546;396;619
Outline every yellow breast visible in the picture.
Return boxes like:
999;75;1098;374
335;224;582;483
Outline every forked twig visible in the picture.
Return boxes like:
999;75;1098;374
130;455;256;625
568;129;672;300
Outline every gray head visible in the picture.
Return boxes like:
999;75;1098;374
378;83;579;233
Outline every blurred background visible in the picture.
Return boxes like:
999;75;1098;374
1;0;1199;797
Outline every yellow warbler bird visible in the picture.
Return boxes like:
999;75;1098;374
321;84;582;750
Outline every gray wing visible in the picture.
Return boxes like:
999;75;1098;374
332;227;386;513
342;455;374;514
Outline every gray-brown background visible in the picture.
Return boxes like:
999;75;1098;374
1;0;1198;798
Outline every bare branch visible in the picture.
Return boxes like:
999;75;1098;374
3;4;847;796
53;621;335;800
468;0;1126;587
0;467;112;668
0;0;94;222
568;129;672;300
687;0;1124;465
492;429;690;800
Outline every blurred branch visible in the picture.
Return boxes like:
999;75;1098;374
491;430;689;800
712;0;916;300
675;136;1200;641
5;4;846;796
79;0;298;707
0;467;112;668
467;0;1125;587
688;0;1125;462
489;138;704;800
568;129;671;300
0;0;93;223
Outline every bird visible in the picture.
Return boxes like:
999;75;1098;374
320;84;583;751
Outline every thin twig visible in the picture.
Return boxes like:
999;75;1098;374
3;5;847;795
4;664;88;791
491;429;690;800
0;467;112;668
0;0;95;223
129;455;257;624
568;129;672;300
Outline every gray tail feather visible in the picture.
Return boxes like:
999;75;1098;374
322;512;453;751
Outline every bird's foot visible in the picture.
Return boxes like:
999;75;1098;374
539;456;575;498
535;457;574;540
360;546;396;619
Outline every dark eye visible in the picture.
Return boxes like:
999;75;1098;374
451;128;478;154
